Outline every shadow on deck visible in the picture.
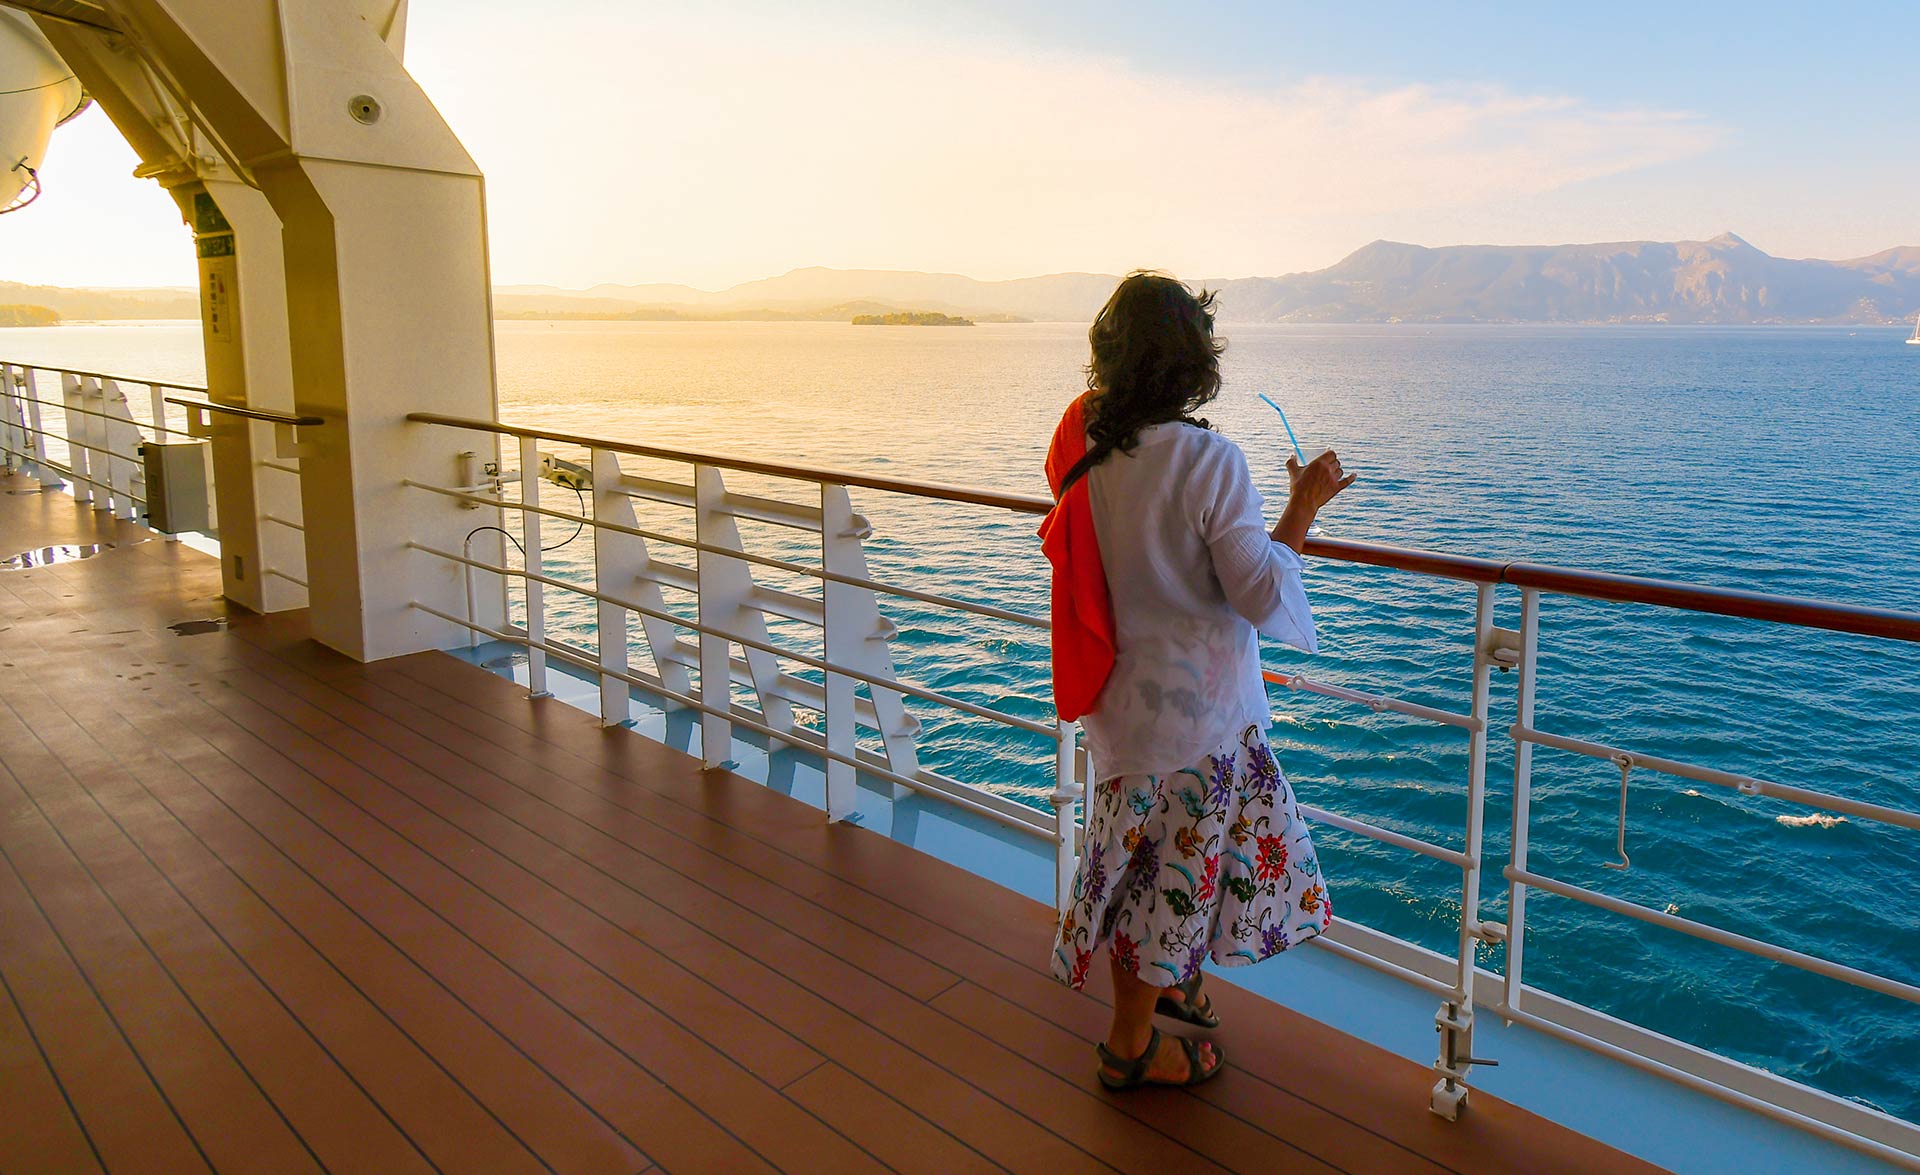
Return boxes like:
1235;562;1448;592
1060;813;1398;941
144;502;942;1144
0;470;1663;1174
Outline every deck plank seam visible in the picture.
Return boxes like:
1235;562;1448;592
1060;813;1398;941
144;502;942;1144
17;588;1437;1175
216;634;1365;1174
206;646;848;1063
0;749;330;1174
1;568;756;1167
192;648;1098;1175
0;942;109;1174
72;653;806;1175
369;650;1512;1173
81;685;682;1175
218;638;972;1011
0;842;219;1174
12;686;569;1175
0;697;447;1175
210;640;1265;1175
352;652;1417;1166
183;649;1160;1174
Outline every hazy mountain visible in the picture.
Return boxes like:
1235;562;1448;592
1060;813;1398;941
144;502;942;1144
15;234;1919;327
499;235;1920;325
0;280;197;320
1204;233;1920;324
494;269;1117;321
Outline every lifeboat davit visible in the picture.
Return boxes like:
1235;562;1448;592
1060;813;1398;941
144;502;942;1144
0;10;88;213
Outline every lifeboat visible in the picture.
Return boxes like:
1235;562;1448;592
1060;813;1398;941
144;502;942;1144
0;9;87;213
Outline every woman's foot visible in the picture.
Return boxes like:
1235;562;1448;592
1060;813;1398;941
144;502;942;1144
1097;1027;1224;1089
1155;973;1219;1028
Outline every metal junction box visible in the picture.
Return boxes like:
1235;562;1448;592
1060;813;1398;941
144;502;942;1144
140;440;213;534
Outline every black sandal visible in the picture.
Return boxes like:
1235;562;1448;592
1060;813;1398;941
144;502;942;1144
1095;1028;1225;1090
1155;973;1220;1029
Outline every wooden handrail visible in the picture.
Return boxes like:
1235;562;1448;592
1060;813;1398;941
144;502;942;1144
1304;536;1507;584
406;410;1054;515
167;397;324;427
1501;562;1920;642
406;410;1920;645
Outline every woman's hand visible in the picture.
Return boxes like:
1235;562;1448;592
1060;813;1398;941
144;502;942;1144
1273;449;1356;553
1285;449;1357;512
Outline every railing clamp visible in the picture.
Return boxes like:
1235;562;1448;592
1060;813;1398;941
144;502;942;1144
1431;1002;1493;1120
1484;625;1523;673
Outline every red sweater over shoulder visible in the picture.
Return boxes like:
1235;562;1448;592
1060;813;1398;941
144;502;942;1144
1038;394;1116;721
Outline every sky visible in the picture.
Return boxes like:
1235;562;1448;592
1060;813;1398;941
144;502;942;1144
3;0;1916;290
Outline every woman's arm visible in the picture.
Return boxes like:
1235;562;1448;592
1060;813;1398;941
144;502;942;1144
1271;450;1356;553
1196;441;1321;652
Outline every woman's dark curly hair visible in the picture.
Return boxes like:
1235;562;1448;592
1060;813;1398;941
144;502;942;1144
1064;271;1224;492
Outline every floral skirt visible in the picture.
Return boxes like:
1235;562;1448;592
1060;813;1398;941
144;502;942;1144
1051;722;1332;989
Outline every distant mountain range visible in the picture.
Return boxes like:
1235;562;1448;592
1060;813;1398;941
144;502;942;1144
0;280;197;321
501;234;1920;325
11;234;1919;326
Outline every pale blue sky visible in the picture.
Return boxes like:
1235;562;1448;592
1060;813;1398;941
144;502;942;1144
4;1;1913;289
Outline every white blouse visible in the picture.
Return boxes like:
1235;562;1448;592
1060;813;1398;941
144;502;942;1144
1079;421;1317;781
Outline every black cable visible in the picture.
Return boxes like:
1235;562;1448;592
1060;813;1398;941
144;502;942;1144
542;484;586;551
466;481;585;566
464;524;524;559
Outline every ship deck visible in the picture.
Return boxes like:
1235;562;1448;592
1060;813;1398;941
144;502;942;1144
0;469;1662;1174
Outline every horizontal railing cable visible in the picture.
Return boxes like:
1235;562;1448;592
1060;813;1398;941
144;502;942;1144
2;362;206;392
405;477;1048;628
411;541;1056;737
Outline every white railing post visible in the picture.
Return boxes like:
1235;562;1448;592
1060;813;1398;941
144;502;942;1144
518;436;549;698
98;379;143;521
590;447;633;726
0;363;20;473
146;383;179;541
61;372;93;505
1051;720;1082;914
1503;588;1542;1011
22;368;53;484
693;464;736;766
586;452;690;708
695;466;797;749
819;483;922;789
1432;581;1500;1119
147;382;167;439
820;481;861;821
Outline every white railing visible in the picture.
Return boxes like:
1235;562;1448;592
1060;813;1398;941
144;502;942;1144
401;412;1083;898
0;361;197;526
0;361;315;591
404;410;1920;1172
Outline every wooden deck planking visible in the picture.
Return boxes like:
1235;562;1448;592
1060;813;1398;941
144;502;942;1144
0;472;1668;1174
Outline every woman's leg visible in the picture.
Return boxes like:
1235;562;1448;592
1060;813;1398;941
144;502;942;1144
1101;950;1216;1081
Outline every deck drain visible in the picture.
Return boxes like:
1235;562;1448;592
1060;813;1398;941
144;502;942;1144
2;542;114;569
168;618;228;636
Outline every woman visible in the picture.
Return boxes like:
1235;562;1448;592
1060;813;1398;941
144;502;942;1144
1042;271;1353;1090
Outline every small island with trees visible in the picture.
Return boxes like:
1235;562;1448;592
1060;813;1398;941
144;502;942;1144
0;304;60;328
851;311;974;326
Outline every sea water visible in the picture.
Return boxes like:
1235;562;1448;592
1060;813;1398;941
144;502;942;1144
10;318;1918;1122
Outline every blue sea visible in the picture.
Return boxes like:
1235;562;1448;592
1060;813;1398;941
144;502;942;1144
12;318;1920;1123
